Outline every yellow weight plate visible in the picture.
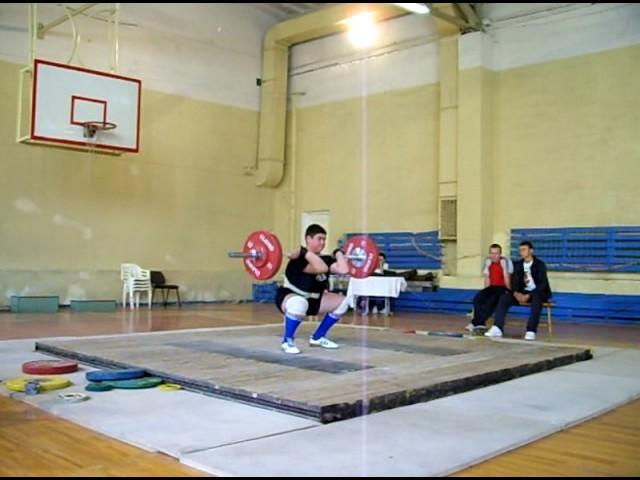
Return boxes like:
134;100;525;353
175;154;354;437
4;376;72;393
158;383;182;391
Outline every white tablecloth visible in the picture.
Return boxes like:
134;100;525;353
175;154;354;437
346;276;408;308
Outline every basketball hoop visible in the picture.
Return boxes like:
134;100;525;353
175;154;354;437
81;121;117;139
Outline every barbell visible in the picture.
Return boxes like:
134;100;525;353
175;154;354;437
228;230;380;280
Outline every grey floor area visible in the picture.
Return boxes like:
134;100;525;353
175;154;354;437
1;329;639;477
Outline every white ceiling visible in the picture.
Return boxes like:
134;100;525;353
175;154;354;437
249;3;333;21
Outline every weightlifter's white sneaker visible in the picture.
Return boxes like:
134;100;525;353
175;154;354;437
309;337;339;349
281;340;300;354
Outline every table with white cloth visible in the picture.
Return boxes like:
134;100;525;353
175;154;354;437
345;276;407;316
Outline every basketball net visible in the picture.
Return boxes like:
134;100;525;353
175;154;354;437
82;121;117;157
86;127;100;158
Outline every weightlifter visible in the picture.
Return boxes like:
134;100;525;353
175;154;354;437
275;224;350;354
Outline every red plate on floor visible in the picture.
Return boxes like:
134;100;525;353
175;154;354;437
22;360;79;375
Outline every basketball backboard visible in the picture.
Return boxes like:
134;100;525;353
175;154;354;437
18;59;141;154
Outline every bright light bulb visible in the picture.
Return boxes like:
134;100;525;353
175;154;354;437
345;12;378;49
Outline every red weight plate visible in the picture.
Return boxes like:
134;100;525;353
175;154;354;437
22;360;78;375
344;235;380;279
242;230;283;280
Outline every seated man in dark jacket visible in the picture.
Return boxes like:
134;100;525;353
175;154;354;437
485;241;552;341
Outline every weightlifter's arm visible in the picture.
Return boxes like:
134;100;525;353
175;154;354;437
330;250;349;275
303;249;329;274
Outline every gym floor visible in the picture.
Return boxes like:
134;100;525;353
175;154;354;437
1;304;639;476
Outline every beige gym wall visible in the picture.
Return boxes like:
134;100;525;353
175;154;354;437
490;43;640;294
0;59;272;304
493;44;640;231
274;42;640;294
272;83;440;254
